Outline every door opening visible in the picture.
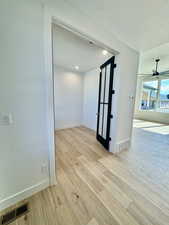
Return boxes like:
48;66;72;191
96;56;116;150
47;17;119;184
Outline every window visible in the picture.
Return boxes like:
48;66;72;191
159;79;169;112
140;80;158;110
140;79;169;113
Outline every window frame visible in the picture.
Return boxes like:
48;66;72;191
139;76;169;113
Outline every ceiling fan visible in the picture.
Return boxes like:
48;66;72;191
137;58;169;77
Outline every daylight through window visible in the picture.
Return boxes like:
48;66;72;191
140;79;169;113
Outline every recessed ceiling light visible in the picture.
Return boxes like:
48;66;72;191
75;66;79;70
102;50;108;56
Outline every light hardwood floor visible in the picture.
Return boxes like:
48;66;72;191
1;122;169;225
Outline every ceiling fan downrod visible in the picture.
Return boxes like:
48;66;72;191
153;58;160;76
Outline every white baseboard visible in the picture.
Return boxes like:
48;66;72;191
0;179;50;212
115;139;131;153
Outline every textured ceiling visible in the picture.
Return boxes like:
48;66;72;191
46;0;169;51
139;42;169;73
53;24;112;72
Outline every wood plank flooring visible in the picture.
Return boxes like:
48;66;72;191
1;124;169;225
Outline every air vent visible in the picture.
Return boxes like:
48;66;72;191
16;204;28;217
1;203;29;225
1;210;15;225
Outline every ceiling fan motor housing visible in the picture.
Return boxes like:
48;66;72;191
153;71;159;76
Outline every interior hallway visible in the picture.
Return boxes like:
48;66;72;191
2;124;169;225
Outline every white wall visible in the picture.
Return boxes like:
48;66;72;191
135;110;169;124
0;0;50;210
114;50;139;151
54;66;83;129
83;68;100;130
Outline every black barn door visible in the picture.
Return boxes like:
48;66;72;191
96;56;116;150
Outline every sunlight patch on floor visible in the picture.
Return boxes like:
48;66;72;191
133;119;169;134
142;125;169;135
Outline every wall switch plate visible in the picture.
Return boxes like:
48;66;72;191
0;113;13;126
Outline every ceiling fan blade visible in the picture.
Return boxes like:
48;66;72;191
159;70;169;75
137;73;152;76
137;75;153;78
138;58;169;78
